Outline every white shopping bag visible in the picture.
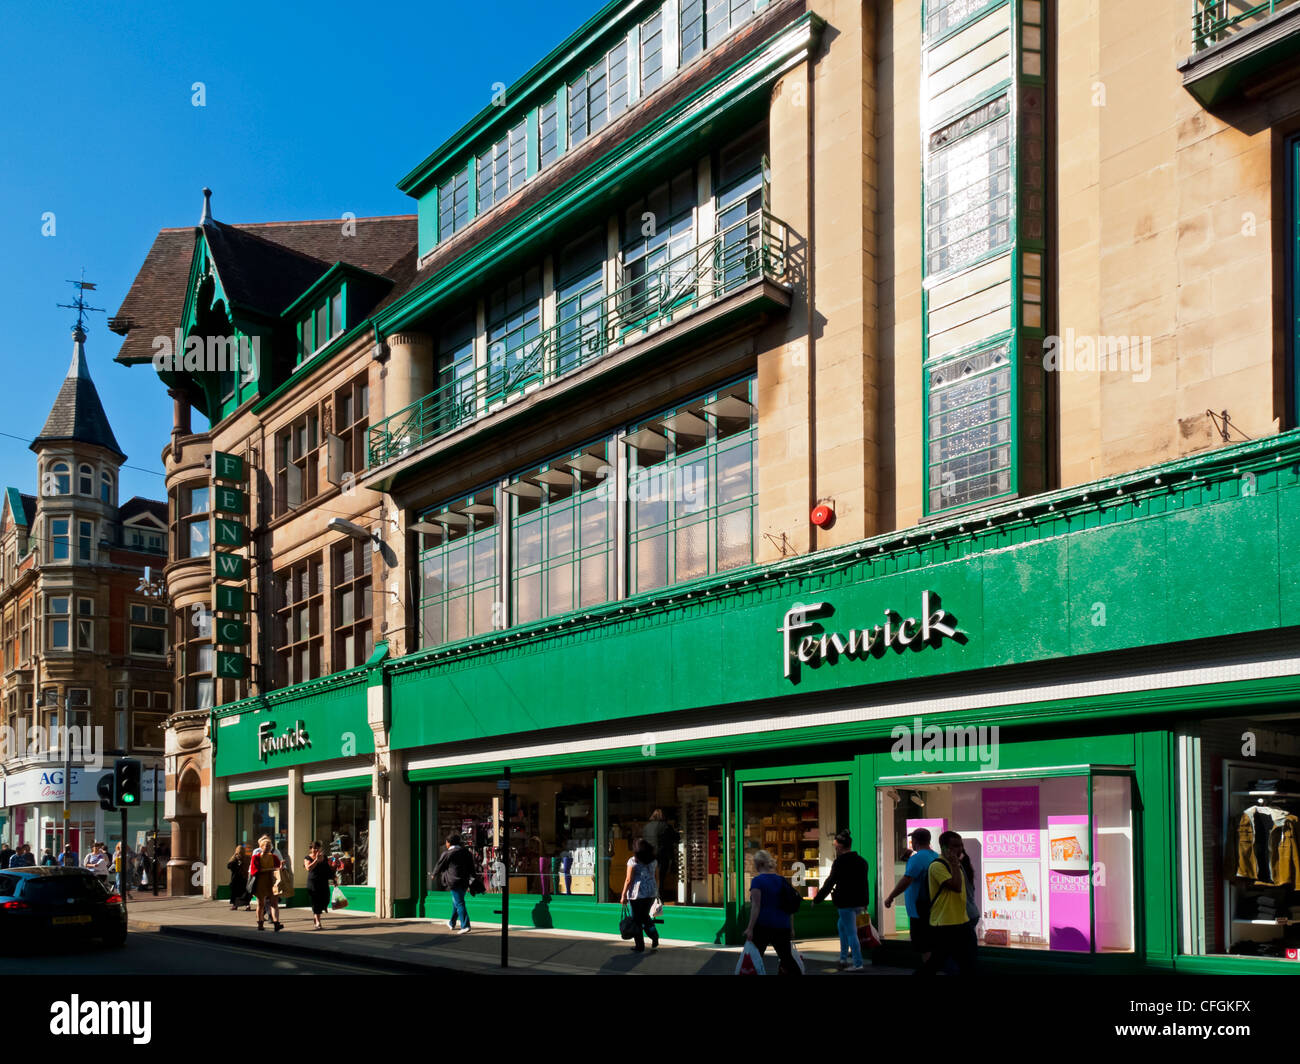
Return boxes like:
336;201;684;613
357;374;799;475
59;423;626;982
787;939;807;974
735;940;764;975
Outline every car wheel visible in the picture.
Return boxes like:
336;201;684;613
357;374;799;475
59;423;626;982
103;929;128;948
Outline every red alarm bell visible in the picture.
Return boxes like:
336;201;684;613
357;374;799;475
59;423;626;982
811;504;834;527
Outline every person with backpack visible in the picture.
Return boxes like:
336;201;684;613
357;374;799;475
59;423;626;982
813;829;870;971
619;837;660;952
916;830;976;975
883;827;939;970
741;849;803;975
432;832;476;934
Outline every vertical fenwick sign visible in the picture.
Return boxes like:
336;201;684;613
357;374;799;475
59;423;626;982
779;591;966;682
211;451;250;683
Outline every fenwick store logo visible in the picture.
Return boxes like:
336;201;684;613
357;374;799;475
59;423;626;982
257;720;311;762
779;592;965;681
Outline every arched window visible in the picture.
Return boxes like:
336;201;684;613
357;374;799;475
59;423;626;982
49;462;70;496
78;464;93;495
100;472;113;505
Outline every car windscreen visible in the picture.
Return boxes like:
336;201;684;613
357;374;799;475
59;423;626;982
19;876;106;901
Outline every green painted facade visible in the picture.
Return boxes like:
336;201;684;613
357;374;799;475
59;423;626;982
210;429;1300;970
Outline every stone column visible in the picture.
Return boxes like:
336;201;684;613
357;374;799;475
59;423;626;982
287;766;311;906
382;332;435;420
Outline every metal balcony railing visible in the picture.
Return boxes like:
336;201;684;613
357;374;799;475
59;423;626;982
367;208;791;469
1193;0;1300;50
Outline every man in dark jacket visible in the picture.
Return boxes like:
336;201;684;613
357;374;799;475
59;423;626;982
0;845;14;871
814;830;870;970
432;833;477;935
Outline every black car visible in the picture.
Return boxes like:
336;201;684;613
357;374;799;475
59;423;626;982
0;867;128;949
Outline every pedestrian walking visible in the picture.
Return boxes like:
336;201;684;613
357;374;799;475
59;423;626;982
916;831;976;976
619;837;660;952
431;832;476;934
40;848;57;867
136;844;149;888
227;844;250;910
113;843;134;896
60;845;77;867
248;836;283;931
84;842;109;881
303;841;336;930
882;827;939;970
813;829;869;971
741;850;803;975
9;844;36;868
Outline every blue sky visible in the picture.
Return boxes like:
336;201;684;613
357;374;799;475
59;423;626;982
0;0;597;502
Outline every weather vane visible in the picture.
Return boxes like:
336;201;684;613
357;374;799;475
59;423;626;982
56;268;106;334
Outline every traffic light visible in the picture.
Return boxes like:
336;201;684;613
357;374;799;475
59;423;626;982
97;773;116;811
114;758;142;806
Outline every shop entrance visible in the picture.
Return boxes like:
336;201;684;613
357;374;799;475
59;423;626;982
736;765;852;936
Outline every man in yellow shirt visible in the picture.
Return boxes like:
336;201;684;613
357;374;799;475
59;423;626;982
918;830;976;975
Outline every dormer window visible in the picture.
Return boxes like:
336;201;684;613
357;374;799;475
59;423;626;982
297;288;345;363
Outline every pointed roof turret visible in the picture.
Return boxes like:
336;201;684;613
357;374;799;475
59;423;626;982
31;326;126;462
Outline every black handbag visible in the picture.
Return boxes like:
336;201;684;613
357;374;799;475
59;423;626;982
469;875;486;897
619;904;638;940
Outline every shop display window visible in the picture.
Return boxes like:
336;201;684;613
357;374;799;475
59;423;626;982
312;793;370;886
877;772;1135;953
742;779;849;899
1182;713;1300;961
235;800;288;858
604;765;723;906
433;772;596;897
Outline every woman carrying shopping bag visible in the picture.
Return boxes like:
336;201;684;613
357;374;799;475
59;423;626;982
303;841;335;930
813;830;870;971
248;836;283;931
741;850;803;975
227;844;251;910
618;838;659;952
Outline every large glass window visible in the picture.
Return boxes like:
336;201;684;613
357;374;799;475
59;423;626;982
508;441;615;626
568;36;629;148
555;229;607;376
486;267;544;403
434;312;477;435
418;488;500;647
276;409;322;515
539;95;560;170
605;764;723;906
1182;712;1300;961
477;119;528;211
128;604;169;657
273;554;324;687
743;779;849;900
620;168;697;328
236;800;288;856
640;8;666;94
313;793;371;886
877;772;1135;953
332;375;370;485
332;539;373;671
438;166;470;242
926;95;1012;277
433;772;596;898
179;483;210;558
680;0;756;65
626;378;756;594
47;596;70;651
50;518;69;562
926;339;1013;512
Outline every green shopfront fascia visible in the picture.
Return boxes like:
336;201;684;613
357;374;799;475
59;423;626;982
212;430;1300;970
212;666;379;912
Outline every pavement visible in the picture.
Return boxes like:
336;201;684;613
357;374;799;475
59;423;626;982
124;892;911;975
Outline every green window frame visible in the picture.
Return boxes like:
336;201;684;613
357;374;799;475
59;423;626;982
438;167;470;243
620;168;697;329
433;311;478;436
539;94;560;170
486;267;544;404
555;229;608;376
925;337;1013;513
626;377;756;595
509;441;616;626
298;287;345;363
640;8;666;94
476;119;528;212
568;35;630;149
925;95;1012;278
418;487;500;647
679;0;755;66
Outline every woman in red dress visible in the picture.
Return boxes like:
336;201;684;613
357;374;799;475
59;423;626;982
248;835;283;931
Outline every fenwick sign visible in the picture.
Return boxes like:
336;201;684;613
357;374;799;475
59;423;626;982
779;591;965;682
258;720;311;762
